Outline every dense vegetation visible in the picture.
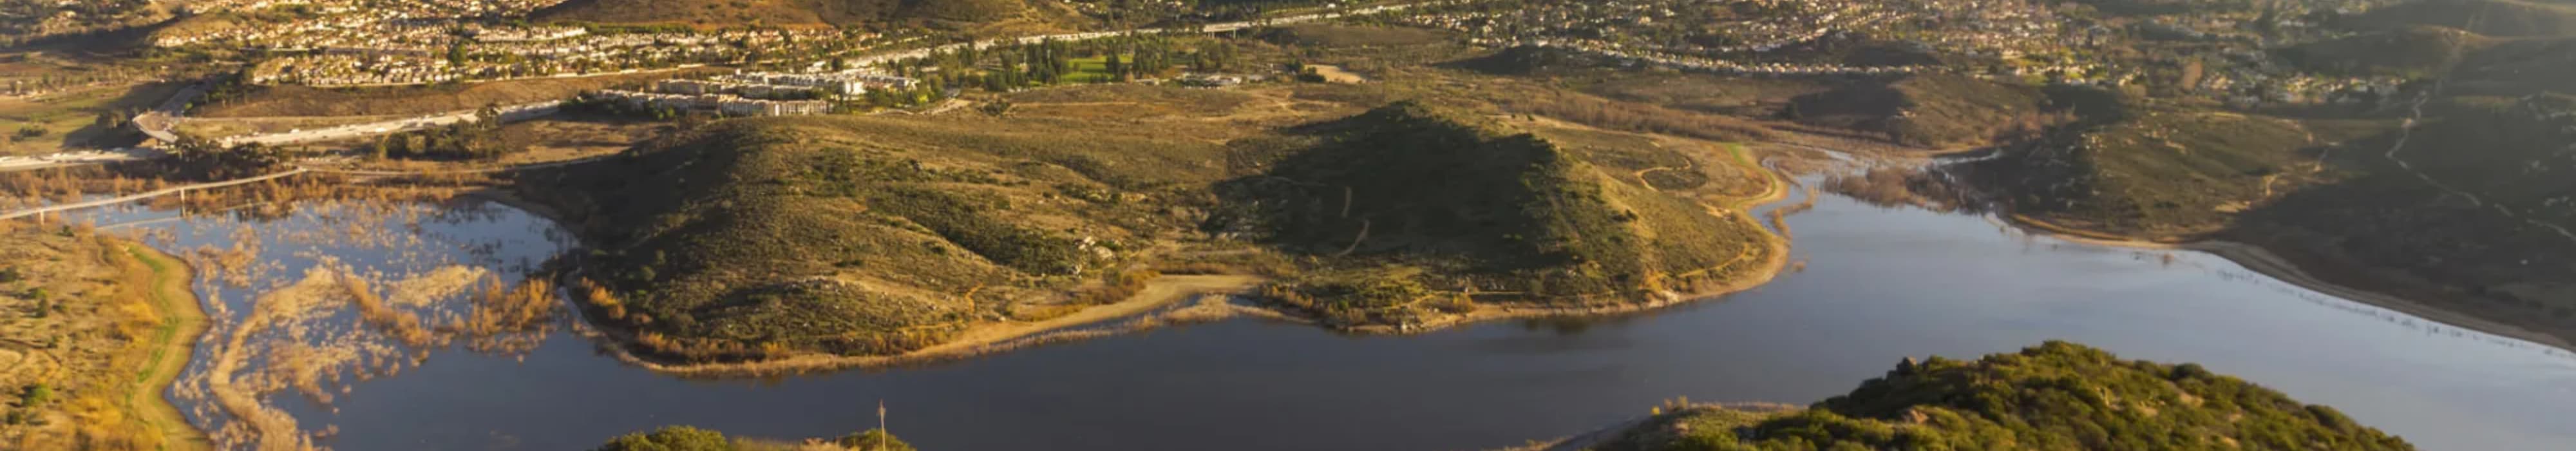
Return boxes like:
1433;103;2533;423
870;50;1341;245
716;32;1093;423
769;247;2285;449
1587;341;2413;451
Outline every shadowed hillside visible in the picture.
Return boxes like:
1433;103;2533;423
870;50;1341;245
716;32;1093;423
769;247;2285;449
2282;26;2496;77
2343;0;2576;37
1786;73;2054;149
1585;341;2414;451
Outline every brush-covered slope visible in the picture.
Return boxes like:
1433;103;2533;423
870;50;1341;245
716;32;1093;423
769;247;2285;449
535;0;1026;27
1968;98;2327;237
2282;26;2495;77
1217;102;1774;324
2343;0;2576;37
1591;341;2415;451
2237;94;2576;337
2450;36;2576;95
1786;73;2052;149
520;113;1226;361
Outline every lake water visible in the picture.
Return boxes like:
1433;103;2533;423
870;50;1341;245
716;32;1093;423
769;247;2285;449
76;192;2576;451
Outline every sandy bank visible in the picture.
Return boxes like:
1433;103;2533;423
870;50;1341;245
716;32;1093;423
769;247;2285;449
575;274;1267;377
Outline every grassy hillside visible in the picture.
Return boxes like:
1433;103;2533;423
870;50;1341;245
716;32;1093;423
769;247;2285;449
518;111;1232;361
1215;102;1775;325
2344;0;2576;37
535;0;1027;27
1586;341;2414;451
0;224;206;450
1786;73;2052;149
2281;26;2494;77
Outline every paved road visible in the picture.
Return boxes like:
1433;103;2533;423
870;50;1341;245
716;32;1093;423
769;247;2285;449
219;101;563;147
0;169;309;221
299;153;621;177
842;1;1452;68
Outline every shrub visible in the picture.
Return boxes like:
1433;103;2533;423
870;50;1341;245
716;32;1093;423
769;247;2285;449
594;425;733;451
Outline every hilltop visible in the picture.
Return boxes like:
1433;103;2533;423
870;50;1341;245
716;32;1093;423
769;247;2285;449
1213;102;1777;326
1576;341;2414;451
535;0;1031;28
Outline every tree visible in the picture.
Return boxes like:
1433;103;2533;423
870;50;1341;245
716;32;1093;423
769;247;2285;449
1104;53;1125;82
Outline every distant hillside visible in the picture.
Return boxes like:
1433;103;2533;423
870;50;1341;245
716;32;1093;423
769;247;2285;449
2343;0;2576;37
1215;102;1776;325
1449;45;1624;76
2281;26;2495;77
535;0;1027;27
2450;36;2576;95
1586;341;2414;451
1965;99;2329;237
1786;73;2052;149
1963;90;2576;349
2235;95;2576;338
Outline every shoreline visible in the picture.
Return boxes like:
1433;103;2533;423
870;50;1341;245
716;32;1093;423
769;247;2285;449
118;242;215;451
2006;213;2576;352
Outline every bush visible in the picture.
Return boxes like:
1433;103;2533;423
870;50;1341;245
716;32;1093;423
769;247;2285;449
832;428;916;451
594;426;733;451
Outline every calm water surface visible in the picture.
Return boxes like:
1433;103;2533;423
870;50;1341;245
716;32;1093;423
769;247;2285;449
79;193;2576;451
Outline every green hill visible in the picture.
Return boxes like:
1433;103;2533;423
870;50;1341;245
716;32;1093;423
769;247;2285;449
1786;73;2052;149
535;0;1027;27
2344;0;2576;37
1587;341;2414;451
1215;102;1775;325
517;112;1228;361
2281;26;2496;77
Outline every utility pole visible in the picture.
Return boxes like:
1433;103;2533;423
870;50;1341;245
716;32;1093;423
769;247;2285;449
876;399;888;451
